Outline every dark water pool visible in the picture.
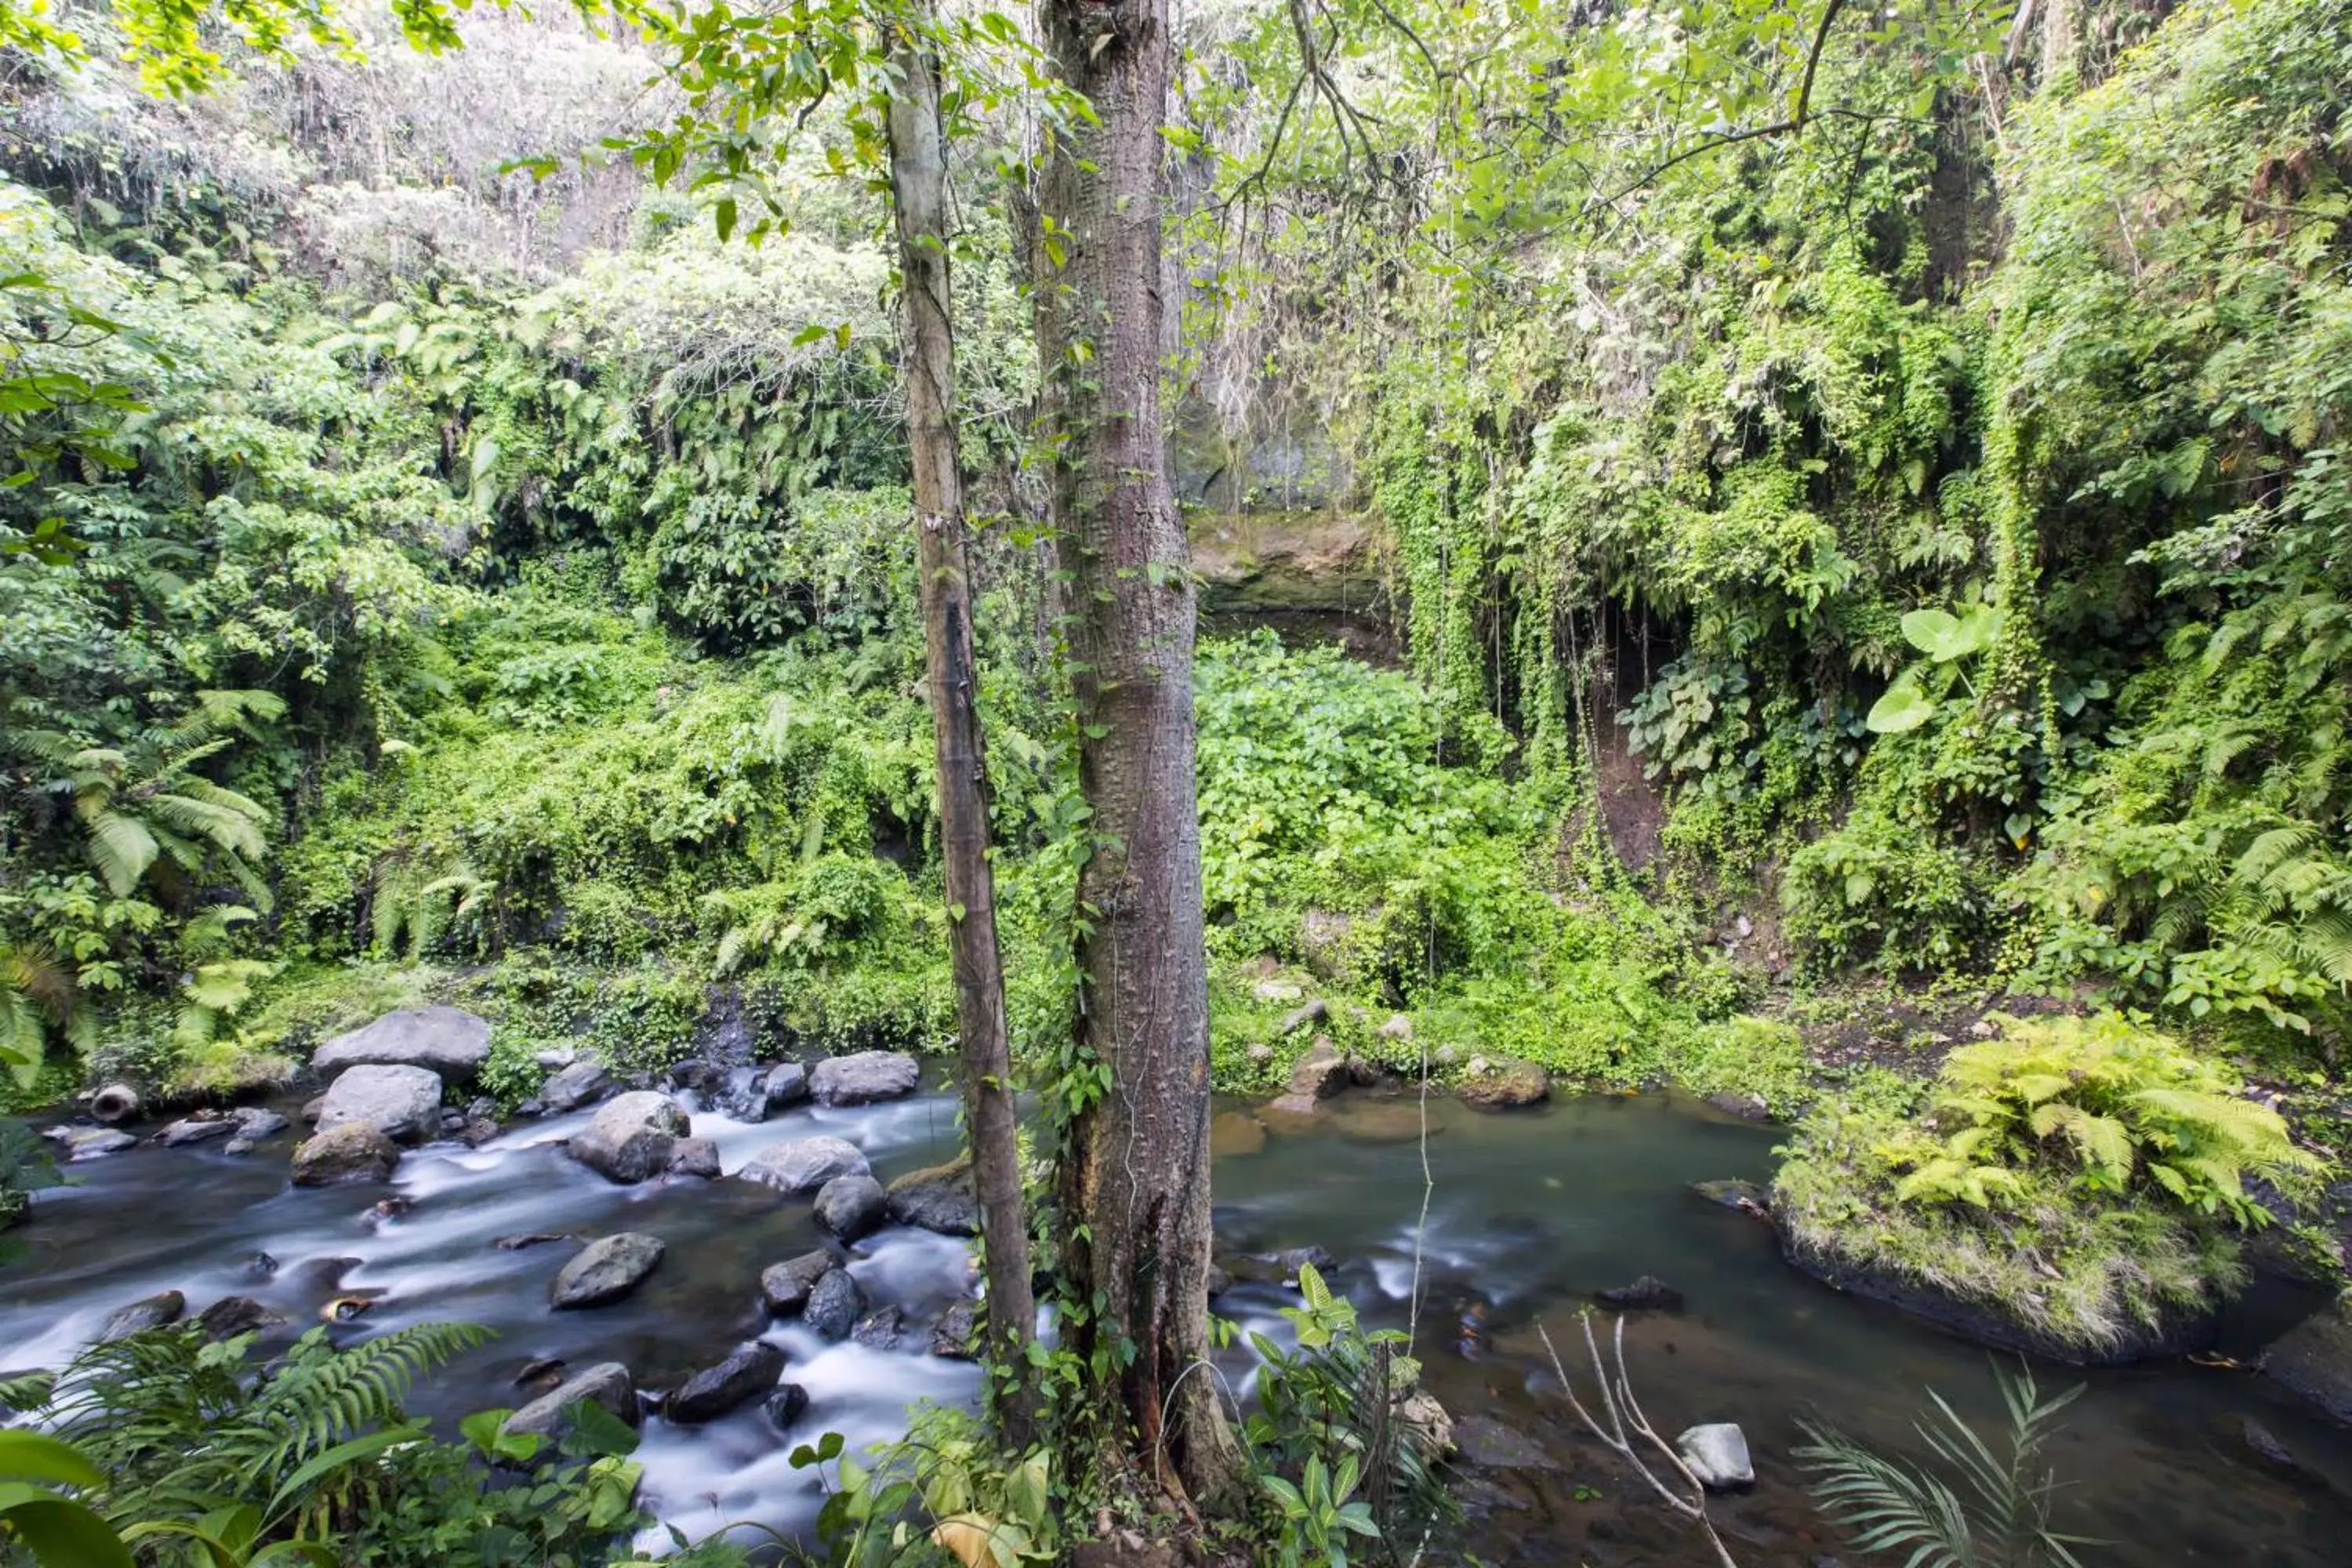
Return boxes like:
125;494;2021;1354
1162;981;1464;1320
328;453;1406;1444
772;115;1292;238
5;1084;2347;1565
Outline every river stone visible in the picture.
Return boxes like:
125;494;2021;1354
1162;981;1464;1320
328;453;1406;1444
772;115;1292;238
1278;999;1330;1036
1457;1058;1549;1109
1396;1389;1455;1462
89;1083;141;1123
930;1301;978;1359
1269;1036;1348;1116
809;1051;920;1106
666;1341;785;1424
760;1250;838;1316
503;1363;640;1439
291;1122;400;1185
568;1091;688;1184
2263;1294;2352;1424
2238;1417;2321;1484
737;1134;869;1195
1692;1178;1771;1215
1675;1424;1754;1490
1596;1276;1683;1311
852;1306;904;1351
667;1137;721;1179
1454;1414;1556;1470
712;1065;773;1122
313;1005;492;1082
317;1064;444;1143
804;1268;864;1340
551;1232;667;1309
195;1295;279;1340
885;1157;978;1236
764;1062;811;1108
764;1383;811;1430
154;1112;239;1147
96;1290;185;1341
231;1107;290;1139
541;1058;612;1114
45;1126;136;1161
815;1174;887;1240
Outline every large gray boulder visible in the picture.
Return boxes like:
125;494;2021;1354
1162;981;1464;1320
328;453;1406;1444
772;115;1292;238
736;1135;869;1195
886;1158;978;1236
568;1092;688;1184
713;1062;809;1121
317;1065;443;1143
541;1058;612;1114
551;1232;667;1309
291;1122;400;1185
814;1174;887;1240
313;1005;492;1082
503;1363;640;1439
760;1250;837;1316
809;1051;920;1107
666;1341;785;1424
803;1268;864;1340
1457;1058;1549;1110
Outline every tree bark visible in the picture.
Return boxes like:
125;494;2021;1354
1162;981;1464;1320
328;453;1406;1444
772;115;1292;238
1030;0;1244;1512
884;5;1036;1445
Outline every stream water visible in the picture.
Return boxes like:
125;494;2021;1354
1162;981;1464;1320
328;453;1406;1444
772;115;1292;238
5;1083;2349;1565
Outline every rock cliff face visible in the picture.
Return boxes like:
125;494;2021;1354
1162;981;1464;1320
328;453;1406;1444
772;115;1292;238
1189;512;1396;660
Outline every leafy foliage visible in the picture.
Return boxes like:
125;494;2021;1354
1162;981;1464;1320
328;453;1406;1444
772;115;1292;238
1797;1362;2091;1568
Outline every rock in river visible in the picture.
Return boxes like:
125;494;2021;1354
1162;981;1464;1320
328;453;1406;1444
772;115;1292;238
809;1051;920;1106
1675;1424;1754;1490
2263;1294;2352;1425
737;1134;869;1195
568;1091;688;1184
930;1301;977;1359
760;1250;838;1316
551;1232;666;1310
45;1126;135;1162
504;1363;640;1439
291;1122;400;1186
540;1058;612;1114
764;1383;811;1430
1457;1058;1549;1109
317;1064;443;1143
312;1005;493;1082
1268;1036;1348;1117
667;1138;721;1179
803;1268;864;1341
886;1157;978;1236
1596;1275;1683;1311
667;1341;785;1424
154;1112;239;1147
815;1174;887;1240
852;1306;904;1351
96;1289;185;1342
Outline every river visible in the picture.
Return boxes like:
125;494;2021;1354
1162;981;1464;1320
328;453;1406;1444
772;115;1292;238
5;1081;2348;1565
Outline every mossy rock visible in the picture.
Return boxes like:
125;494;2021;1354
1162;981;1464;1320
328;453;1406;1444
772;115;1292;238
1778;1232;2220;1367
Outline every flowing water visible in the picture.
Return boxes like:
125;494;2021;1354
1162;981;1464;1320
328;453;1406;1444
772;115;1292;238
5;1083;2349;1565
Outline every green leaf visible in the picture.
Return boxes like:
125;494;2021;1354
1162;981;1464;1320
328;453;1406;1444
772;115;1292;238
0;1432;104;1490
1864;679;1935;734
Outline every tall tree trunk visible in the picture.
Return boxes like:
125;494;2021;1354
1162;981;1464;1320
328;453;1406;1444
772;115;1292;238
1030;0;1244;1512
884;3;1036;1444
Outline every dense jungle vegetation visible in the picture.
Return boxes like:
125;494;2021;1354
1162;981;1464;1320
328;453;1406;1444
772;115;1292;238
1;0;2349;1560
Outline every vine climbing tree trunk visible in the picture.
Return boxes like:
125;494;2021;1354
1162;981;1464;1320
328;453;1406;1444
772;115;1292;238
884;1;1036;1444
1030;0;1246;1513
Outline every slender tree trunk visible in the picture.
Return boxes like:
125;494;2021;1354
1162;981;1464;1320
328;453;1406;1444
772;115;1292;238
1030;0;1244;1512
884;4;1036;1445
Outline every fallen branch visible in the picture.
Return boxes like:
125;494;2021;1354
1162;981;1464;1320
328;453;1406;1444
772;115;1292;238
1537;1314;1741;1568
